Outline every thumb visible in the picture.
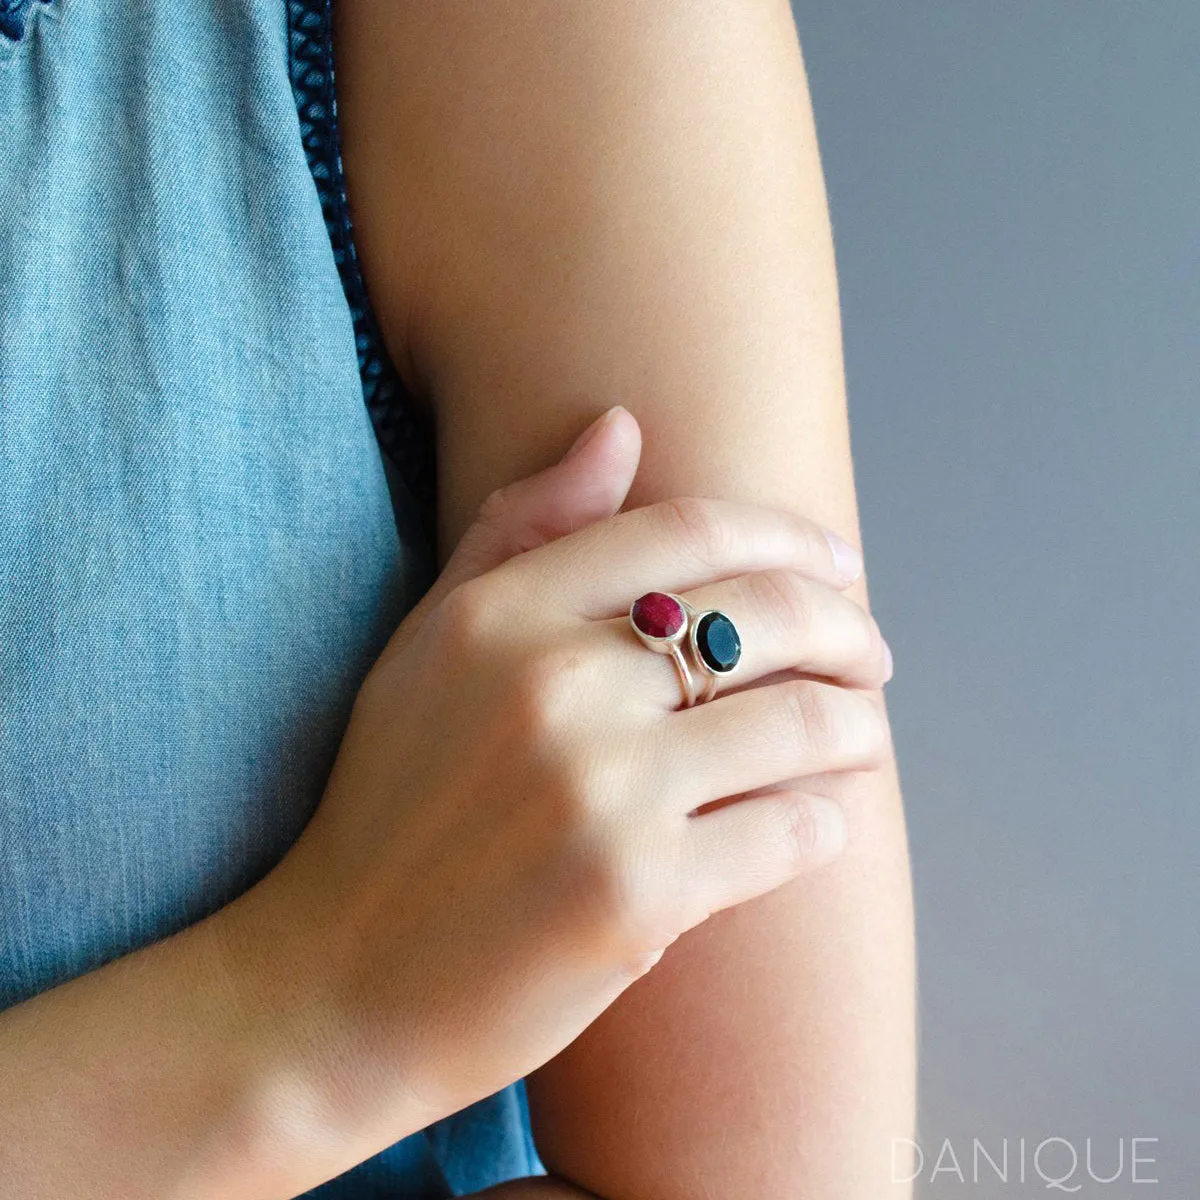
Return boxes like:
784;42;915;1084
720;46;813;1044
375;406;641;667
438;404;640;591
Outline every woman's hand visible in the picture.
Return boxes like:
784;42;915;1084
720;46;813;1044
219;407;891;1176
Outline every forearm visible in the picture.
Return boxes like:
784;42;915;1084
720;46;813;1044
0;905;327;1200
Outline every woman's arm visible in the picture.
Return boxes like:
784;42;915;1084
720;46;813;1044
0;910;331;1199
336;1;915;1195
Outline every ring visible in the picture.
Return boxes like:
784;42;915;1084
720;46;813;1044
680;598;742;704
629;591;697;708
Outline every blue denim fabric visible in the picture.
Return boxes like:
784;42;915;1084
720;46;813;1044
0;1;541;1192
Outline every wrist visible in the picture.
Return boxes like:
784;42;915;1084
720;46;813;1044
197;885;359;1197
205;865;444;1195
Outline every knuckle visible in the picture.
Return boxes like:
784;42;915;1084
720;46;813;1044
777;682;889;768
475;484;514;529
520;643;585;715
783;801;822;863
745;568;811;635
578;837;642;933
476;482;550;557
803;685;889;767
780;681;841;759
573;829;674;969
594;855;642;935
435;577;499;649
508;642;586;738
656;496;728;569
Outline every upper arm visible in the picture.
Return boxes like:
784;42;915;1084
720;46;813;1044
335;2;914;1194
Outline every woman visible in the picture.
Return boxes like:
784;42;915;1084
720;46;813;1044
0;1;914;1196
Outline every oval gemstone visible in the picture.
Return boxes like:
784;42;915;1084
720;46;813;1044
696;611;741;672
631;591;685;639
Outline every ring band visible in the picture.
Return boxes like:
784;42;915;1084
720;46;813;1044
680;598;742;704
629;591;697;708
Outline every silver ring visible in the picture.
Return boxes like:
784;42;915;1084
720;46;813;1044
628;591;697;708
680;598;742;704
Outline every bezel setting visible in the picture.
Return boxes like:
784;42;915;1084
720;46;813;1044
629;591;687;644
692;610;742;675
678;600;741;703
629;591;696;707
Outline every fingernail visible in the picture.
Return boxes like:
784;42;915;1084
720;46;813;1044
822;528;863;584
881;638;894;684
808;796;848;860
563;405;624;461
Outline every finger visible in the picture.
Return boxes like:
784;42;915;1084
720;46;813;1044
684;790;848;916
662;679;890;810
623;569;892;710
443;406;642;589
495;495;864;620
375;406;640;667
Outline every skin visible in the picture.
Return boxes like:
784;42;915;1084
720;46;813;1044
0;5;913;1198
334;1;916;1195
0;412;884;1199
0;432;640;1200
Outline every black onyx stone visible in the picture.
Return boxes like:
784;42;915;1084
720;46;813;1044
696;611;741;673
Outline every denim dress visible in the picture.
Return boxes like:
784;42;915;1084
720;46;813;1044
0;1;543;1193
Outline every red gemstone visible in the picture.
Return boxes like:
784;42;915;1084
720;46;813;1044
631;591;684;639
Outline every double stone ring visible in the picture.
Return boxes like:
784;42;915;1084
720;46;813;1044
628;590;743;707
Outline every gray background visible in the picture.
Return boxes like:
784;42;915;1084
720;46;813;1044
797;1;1198;1196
